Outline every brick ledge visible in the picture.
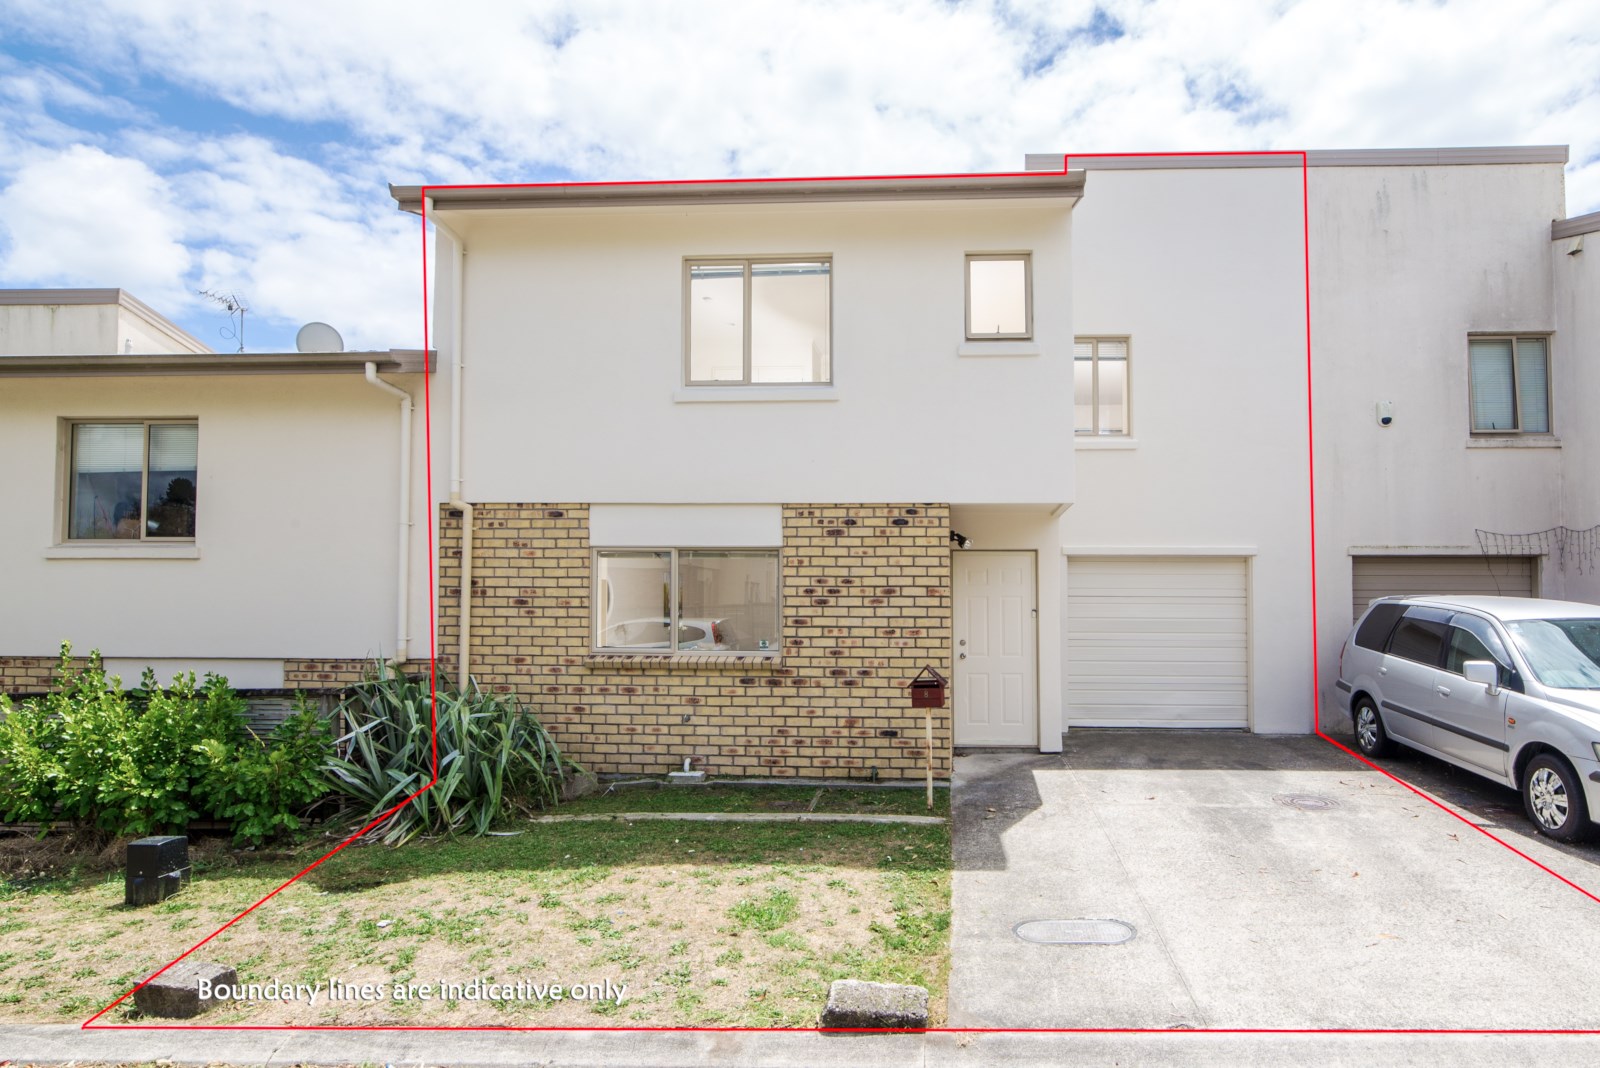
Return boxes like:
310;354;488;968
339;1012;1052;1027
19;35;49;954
583;652;783;670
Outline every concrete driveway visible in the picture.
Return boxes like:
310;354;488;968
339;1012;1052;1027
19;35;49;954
949;731;1600;1031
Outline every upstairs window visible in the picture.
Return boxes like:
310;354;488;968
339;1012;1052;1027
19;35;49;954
1073;337;1129;435
686;258;831;384
966;253;1031;339
1470;336;1549;434
67;421;197;540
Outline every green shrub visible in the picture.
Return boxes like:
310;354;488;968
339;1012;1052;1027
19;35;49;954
0;643;331;844
197;699;331;846
325;663;570;845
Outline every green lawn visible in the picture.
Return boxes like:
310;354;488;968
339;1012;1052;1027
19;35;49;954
0;786;950;1027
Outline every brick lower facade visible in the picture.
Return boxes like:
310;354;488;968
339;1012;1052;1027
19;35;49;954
437;503;953;779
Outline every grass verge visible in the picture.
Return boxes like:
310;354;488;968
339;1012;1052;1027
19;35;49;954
0;788;949;1027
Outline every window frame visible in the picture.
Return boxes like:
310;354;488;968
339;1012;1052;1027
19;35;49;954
1382;606;1453;667
1073;335;1132;436
591;546;782;655
682;256;833;387
964;252;1033;341
1468;333;1552;436
60;417;198;544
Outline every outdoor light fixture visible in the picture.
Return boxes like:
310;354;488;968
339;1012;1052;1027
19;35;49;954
951;531;973;549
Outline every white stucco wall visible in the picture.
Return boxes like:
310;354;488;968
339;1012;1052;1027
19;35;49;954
1551;225;1600;607
0;374;419;663
1064;166;1314;734
0;298;211;356
0;303;121;355
435;198;1075;506
1309;161;1571;720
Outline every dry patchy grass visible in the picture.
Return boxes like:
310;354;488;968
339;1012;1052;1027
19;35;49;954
0;811;948;1027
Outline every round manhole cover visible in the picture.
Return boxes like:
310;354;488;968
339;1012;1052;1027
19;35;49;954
1013;919;1135;945
1273;793;1339;811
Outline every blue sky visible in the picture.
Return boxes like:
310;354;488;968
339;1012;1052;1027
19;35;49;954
1;0;1596;353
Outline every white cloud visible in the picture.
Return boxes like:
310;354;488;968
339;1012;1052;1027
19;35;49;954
0;144;193;308
0;0;1597;347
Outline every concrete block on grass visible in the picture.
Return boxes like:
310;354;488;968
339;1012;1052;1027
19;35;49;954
820;979;929;1030
132;960;236;1018
560;771;600;802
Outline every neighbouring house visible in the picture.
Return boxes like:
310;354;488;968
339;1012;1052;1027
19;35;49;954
0;288;433;726
3;146;1596;779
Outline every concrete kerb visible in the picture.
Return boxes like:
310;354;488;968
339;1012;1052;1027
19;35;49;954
6;1024;1598;1067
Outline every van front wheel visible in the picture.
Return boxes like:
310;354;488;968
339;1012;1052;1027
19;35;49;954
1522;754;1593;843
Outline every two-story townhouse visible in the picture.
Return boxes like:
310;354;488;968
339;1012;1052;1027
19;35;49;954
389;172;1085;779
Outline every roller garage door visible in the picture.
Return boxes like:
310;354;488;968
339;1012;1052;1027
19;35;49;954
1066;556;1249;728
1350;555;1536;622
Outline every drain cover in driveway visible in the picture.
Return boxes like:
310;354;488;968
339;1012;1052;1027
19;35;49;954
1273;793;1339;811
1013;919;1135;945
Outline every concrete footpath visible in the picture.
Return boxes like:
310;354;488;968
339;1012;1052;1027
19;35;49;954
4;1023;1599;1067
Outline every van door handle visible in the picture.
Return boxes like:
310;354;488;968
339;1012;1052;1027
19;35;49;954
1378;666;1388;676
1435;685;1451;697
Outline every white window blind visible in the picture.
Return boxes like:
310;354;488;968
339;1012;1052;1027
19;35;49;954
73;424;143;473
1515;337;1549;433
148;423;198;470
1469;339;1516;432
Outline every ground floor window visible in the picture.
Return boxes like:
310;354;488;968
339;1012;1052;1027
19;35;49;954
594;549;780;653
67;421;197;540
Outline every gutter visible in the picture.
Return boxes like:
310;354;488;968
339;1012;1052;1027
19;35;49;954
363;363;414;665
426;197;474;685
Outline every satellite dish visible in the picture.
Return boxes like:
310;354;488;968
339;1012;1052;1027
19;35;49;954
295;322;345;353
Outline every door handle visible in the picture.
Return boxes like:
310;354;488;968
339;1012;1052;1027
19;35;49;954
1435;686;1451;697
959;652;967;660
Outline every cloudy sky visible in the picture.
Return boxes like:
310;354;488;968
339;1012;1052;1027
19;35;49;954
1;0;1596;352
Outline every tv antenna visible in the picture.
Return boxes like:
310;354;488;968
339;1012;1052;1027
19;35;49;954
198;289;249;352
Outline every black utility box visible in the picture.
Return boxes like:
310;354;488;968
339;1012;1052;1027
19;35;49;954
126;835;190;906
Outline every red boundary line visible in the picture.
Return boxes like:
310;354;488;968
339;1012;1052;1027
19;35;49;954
80;151;1600;1037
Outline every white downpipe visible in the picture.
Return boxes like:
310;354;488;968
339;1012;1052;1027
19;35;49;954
427;198;474;685
364;362;413;664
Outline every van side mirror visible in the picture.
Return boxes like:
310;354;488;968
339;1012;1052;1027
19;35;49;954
1463;660;1500;695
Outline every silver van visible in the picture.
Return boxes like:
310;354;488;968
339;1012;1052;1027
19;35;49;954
1336;595;1600;842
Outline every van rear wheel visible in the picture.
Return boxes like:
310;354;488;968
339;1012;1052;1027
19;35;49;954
1353;697;1391;758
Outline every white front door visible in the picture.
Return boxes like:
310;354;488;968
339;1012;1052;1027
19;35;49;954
953;551;1038;746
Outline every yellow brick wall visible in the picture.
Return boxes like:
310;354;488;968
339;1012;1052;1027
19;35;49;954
436;503;953;779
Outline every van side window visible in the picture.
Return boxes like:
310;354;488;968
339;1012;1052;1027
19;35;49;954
1385;613;1449;666
1445;614;1512;679
1355;603;1407;651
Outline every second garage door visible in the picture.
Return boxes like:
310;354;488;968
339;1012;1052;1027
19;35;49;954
1350;555;1536;622
1066;556;1249;729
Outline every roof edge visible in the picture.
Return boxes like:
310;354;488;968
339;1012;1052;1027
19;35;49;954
0;349;434;378
1553;209;1600;241
390;171;1086;215
1024;146;1570;171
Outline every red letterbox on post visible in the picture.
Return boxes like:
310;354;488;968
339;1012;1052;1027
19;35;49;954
910;666;947;708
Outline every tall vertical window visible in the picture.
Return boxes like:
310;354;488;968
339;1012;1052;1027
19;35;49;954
1073;337;1129;436
1470;336;1550;434
966;254;1032;339
595;549;780;653
686;258;831;385
68;421;198;540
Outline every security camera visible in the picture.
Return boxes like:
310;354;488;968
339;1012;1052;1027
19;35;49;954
1376;401;1394;428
